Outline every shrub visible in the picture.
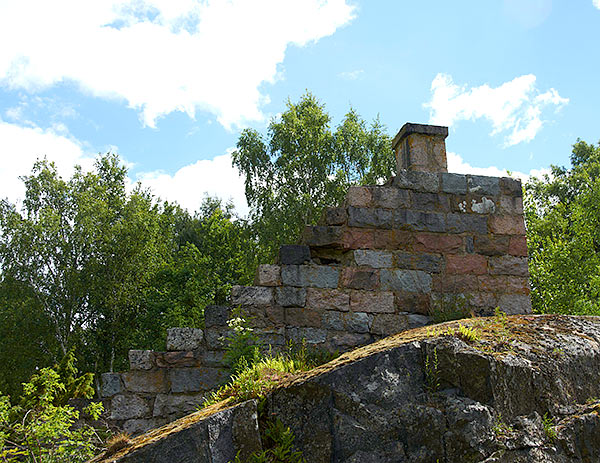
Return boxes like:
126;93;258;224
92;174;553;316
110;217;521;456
0;367;104;462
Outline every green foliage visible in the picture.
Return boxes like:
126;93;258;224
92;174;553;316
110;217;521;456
223;307;263;374
232;92;394;260
0;367;104;462
492;413;514;437
542;413;557;441
0;156;259;388
457;325;480;343
525;139;600;315
233;419;305;463
204;340;336;408
424;347;440;394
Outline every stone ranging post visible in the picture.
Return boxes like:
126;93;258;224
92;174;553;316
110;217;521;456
101;122;532;434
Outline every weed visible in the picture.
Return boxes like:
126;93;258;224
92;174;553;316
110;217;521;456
424;347;440;394
104;432;132;457
232;419;305;462
223;307;262;374
202;344;334;408
457;325;480;343
542;413;557;441
492;413;514;437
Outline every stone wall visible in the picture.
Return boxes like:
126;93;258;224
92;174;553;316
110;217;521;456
101;123;532;434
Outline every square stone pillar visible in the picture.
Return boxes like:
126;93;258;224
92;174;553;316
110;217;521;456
392;123;448;173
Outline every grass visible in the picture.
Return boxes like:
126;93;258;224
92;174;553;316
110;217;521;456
203;343;337;408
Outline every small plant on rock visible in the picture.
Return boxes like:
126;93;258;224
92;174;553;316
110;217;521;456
542;413;558;441
424;347;440;394
232;418;305;463
457;324;480;343
223;307;263;374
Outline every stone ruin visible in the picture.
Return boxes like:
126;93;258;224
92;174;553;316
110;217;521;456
101;123;531;435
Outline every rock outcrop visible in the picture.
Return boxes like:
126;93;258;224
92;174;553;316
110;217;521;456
94;314;600;463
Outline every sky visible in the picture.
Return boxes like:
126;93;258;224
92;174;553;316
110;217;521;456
1;0;598;216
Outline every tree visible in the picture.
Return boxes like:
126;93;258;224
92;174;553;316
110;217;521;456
525;139;600;315
139;197;259;350
232;92;394;260
0;154;176;379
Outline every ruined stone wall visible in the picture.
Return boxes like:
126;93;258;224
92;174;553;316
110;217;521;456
101;123;531;434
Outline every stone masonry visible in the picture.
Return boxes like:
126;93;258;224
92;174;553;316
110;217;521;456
101;123;531;434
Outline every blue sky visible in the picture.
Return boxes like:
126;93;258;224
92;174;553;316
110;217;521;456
1;0;598;215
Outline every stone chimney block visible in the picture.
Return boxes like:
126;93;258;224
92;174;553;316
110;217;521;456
392;123;448;173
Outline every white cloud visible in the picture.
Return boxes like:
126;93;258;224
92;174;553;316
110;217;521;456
594;0;600;9
447;151;551;183
0;120;95;203
425;73;568;147
338;69;364;80
136;151;249;215
0;0;355;129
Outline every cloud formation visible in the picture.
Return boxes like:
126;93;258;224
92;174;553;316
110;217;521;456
594;0;600;9
425;73;568;147
447;151;550;183
0;120;95;203
0;0;355;129
136;151;248;215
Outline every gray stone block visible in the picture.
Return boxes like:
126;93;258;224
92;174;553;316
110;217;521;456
167;328;204;351
412;192;450;212
287;327;327;344
371;187;411;209
500;177;523;197
204;327;232;350
346;312;372;333
306;265;339;288
322;311;344;331
406;210;447;232
354;249;393;268
281;265;307;287
441;173;467;194
348;207;393;228
122;418;165;436
279;245;311;265
394;252;442;273
205;305;231;328
406;313;432;329
325;207;347;225
489;256;529;276
109;394;150;420
303;225;343;247
122;370;168;393
447;213;488;234
498;294;532;315
201;350;227;367
350;291;395;313
254;264;281;286
329;332;371;348
128;350;153;370
275;287;307;307
231;286;273;306
153;394;204;418
101;372;122;397
169;368;229;393
467;175;500;196
371;314;409;336
380;269;432;293
465;236;474;254
392;170;440;192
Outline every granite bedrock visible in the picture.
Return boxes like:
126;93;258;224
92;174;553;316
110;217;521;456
100;123;532;435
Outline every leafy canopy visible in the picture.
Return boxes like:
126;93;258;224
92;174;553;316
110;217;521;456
525;139;600;315
232;92;394;259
